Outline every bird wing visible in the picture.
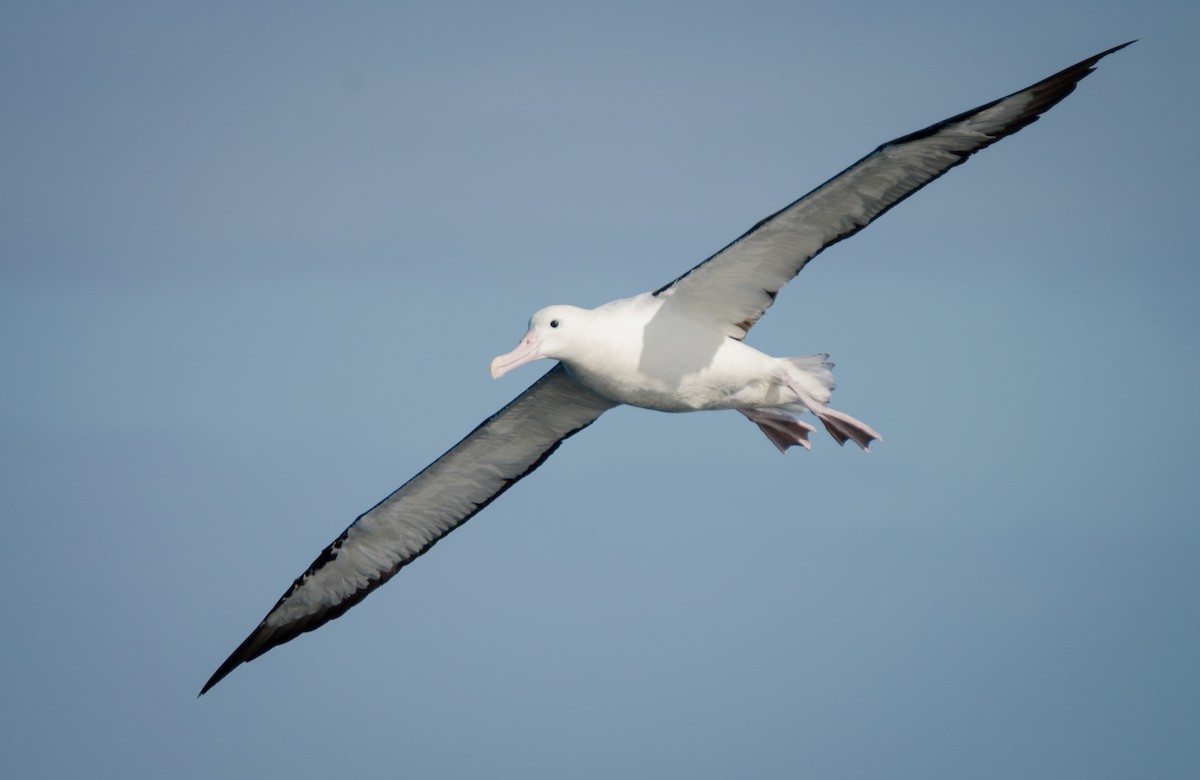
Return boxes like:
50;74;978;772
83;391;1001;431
654;42;1132;339
201;364;615;694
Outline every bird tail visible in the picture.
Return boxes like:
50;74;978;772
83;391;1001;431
780;353;836;405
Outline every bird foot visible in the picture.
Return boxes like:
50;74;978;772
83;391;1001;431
811;406;882;451
776;372;881;451
739;408;816;453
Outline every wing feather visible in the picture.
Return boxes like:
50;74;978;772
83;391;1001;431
201;364;615;694
654;42;1133;338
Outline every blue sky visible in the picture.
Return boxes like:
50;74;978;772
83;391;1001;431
2;2;1198;778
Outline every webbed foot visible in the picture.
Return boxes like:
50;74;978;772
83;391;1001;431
776;372;881;451
739;408;816;453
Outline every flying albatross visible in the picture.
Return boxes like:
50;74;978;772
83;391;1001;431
201;42;1131;694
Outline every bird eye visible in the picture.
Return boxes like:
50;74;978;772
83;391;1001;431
550;319;559;328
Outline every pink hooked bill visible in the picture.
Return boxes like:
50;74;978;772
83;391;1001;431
490;328;542;379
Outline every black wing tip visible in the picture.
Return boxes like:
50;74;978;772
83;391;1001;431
199;655;241;697
199;623;274;696
198;528;434;696
198;599;359;696
880;40;1135;154
1098;39;1138;59
1049;39;1137;88
1004;39;1135;108
199;525;368;696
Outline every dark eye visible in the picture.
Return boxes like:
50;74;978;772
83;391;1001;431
550;319;559;328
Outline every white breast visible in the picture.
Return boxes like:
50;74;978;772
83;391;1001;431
559;294;786;412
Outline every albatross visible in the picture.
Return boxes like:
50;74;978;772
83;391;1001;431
201;42;1131;694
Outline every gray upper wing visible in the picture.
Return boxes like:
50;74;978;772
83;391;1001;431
654;42;1132;339
201;364;615;694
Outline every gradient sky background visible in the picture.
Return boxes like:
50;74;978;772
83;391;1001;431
3;2;1197;778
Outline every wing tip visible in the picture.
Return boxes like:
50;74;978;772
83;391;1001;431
1099;39;1138;59
1029;39;1136;100
881;40;1135;154
198;623;275;696
198;657;240;697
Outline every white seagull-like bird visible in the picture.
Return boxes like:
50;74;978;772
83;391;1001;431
202;43;1131;694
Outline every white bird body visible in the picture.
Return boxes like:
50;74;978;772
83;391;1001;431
513;295;828;413
201;43;1131;695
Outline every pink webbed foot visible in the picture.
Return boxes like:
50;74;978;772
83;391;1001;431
776;373;882;452
739;408;816;453
810;406;882;451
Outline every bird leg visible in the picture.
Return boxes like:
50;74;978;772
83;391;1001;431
776;372;882;451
